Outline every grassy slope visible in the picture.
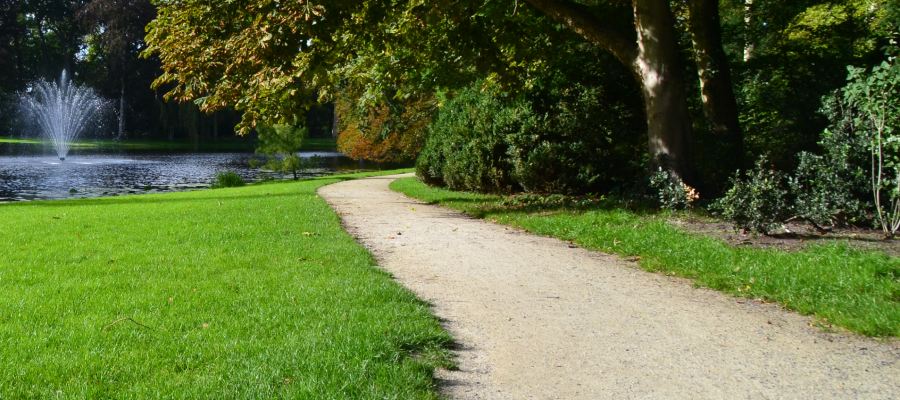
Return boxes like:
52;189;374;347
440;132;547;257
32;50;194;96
0;136;337;152
391;177;900;337
0;170;450;399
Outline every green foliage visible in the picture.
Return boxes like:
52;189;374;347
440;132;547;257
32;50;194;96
723;0;895;169
418;78;643;194
0;171;452;397
844;54;900;235
648;168;699;211
506;82;642;194
256;124;308;180
714;158;791;234
718;88;886;233
789;152;862;228
210;171;245;188
392;177;900;337
780;93;870;229
417;85;522;193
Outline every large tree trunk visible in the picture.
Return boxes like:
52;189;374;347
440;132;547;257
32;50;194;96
687;0;743;169
523;0;694;182
632;0;692;180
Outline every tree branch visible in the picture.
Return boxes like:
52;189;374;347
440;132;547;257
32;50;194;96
522;0;638;66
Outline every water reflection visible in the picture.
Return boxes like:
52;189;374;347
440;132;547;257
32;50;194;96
0;152;394;201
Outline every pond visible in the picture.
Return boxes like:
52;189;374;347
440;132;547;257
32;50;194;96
0;151;394;202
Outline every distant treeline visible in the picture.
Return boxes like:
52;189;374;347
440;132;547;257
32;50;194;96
0;0;335;141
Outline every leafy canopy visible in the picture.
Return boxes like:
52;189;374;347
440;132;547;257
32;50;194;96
145;0;611;134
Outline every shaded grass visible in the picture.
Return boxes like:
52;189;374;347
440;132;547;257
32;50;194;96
0;136;337;152
391;177;900;337
0;170;449;398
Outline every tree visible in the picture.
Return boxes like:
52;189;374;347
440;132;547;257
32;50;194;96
255;124;308;180
335;93;434;163
719;0;894;169
146;0;703;180
79;0;156;139
686;0;743;170
521;0;694;179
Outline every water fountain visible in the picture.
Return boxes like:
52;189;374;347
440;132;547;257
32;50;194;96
19;70;105;161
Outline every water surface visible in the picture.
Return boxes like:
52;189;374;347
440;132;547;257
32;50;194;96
0;152;387;201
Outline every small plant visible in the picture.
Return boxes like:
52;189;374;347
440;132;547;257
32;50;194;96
844;55;900;237
714;158;790;234
256;124;308;180
648;167;699;210
211;171;245;188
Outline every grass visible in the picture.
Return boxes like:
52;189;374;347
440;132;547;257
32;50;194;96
391;177;900;337
0;169;451;398
0;136;337;152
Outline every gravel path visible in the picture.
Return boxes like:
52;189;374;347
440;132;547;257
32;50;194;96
319;174;899;399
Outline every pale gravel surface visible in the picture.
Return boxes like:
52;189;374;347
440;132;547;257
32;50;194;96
319;174;900;399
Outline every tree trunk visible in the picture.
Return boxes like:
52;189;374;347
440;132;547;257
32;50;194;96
632;0;692;180
743;0;755;62
118;75;126;140
523;0;694;182
687;0;743;169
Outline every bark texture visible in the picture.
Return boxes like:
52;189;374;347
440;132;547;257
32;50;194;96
524;0;694;181
631;0;692;177
687;0;743;168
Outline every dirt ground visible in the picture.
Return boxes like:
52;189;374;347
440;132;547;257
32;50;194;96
319;174;899;399
669;217;900;257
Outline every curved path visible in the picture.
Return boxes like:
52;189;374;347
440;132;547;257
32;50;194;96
319;174;899;399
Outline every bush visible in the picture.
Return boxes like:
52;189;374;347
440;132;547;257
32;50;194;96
417;81;643;194
211;171;246;188
416;86;521;192
507;83;642;194
844;55;900;236
715;91;879;234
648;167;699;210
714;158;791;234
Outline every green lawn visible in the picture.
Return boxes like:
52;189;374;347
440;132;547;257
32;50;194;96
0;136;337;152
0;170;451;398
391;177;900;337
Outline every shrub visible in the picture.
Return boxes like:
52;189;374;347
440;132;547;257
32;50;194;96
781;93;870;229
648;167;700;210
715;91;879;234
714;158;791;234
506;83;642;194
844;55;900;237
211;171;246;188
416;81;643;194
416;86;519;192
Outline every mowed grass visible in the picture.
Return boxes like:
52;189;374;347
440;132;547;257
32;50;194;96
391;177;900;337
0;170;451;398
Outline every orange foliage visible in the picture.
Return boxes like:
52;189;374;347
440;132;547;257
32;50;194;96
336;96;434;163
